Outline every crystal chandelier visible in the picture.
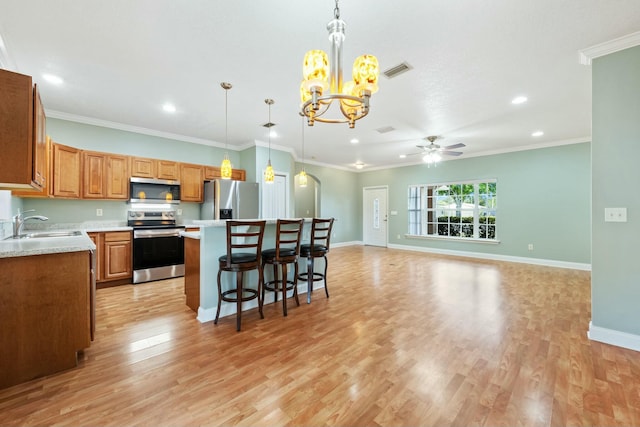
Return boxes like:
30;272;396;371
300;0;379;129
264;99;275;184
220;82;232;179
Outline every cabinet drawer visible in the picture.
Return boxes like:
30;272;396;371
104;231;131;242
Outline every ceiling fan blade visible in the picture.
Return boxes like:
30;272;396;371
441;151;463;156
405;151;424;157
444;143;465;150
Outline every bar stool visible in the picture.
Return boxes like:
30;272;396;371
261;219;304;316
298;218;335;304
215;220;266;331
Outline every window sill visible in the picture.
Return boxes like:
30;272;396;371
404;234;500;244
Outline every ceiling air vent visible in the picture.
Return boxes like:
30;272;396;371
376;126;396;134
383;62;412;79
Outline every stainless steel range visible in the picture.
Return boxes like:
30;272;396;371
128;209;185;284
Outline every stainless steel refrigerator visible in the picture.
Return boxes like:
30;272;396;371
201;180;260;220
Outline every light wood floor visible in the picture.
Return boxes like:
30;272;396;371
1;246;639;426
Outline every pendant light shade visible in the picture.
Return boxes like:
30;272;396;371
264;99;275;184
220;82;233;179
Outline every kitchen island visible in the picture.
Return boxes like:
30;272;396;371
183;219;318;323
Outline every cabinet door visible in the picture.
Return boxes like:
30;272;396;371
231;169;246;181
0;69;34;190
204;166;221;180
52;143;81;198
103;232;132;280
82;151;106;198
157;160;179;180
180;163;204;202
12;135;51;198
106;155;129;199
88;232;103;282
130;157;156;178
33;86;47;189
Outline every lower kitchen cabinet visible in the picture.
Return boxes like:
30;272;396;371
90;231;132;286
0;251;91;389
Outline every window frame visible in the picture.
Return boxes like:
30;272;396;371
406;179;499;243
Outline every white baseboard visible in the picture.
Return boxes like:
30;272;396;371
588;321;640;352
197;282;313;323
384;243;591;271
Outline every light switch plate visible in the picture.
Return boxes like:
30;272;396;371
604;207;627;222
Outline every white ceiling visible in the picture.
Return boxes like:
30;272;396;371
1;0;639;170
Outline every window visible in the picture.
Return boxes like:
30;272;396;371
407;180;497;240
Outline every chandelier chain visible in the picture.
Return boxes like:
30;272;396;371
334;0;340;19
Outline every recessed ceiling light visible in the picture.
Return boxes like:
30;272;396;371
269;130;277;138
532;130;544;137
350;138;359;144
511;96;528;105
162;103;176;113
355;162;364;169
399;154;406;158
42;73;63;85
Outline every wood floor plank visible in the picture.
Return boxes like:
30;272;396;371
1;246;640;426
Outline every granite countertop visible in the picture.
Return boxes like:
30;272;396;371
0;231;96;259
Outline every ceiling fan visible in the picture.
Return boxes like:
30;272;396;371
403;135;465;164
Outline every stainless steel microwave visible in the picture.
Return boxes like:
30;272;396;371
129;177;181;204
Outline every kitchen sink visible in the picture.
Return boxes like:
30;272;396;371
6;230;83;240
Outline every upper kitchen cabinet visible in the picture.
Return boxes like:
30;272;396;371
130;156;156;178
82;150;129;199
11;135;51;198
51;142;81;198
0;69;47;190
180;163;204;202
204;166;246;181
157;160;179;180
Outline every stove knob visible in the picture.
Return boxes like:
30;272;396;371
167;211;175;219
128;211;136;218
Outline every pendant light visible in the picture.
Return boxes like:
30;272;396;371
220;82;233;179
264;99;275;184
298;115;308;187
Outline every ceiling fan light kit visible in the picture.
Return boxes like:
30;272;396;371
299;0;379;129
404;135;466;167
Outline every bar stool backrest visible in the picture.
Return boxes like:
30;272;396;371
310;218;335;254
275;219;304;259
224;220;267;268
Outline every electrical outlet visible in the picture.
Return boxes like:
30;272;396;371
96;208;103;217
177;209;183;215
397;234;401;239
604;207;627;222
528;243;533;251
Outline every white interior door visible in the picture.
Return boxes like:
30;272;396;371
262;173;288;219
363;186;388;247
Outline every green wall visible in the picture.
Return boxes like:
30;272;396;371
591;45;640;336
357;142;591;264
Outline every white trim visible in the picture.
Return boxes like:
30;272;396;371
387;242;590;270
47;110;228;148
332;241;363;248
197;283;311;323
588;321;640;352
579;31;640;65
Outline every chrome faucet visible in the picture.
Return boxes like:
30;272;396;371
13;209;49;238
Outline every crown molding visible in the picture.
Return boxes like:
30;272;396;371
579;31;640;65
47;110;228;149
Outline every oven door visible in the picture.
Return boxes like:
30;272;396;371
132;228;185;283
